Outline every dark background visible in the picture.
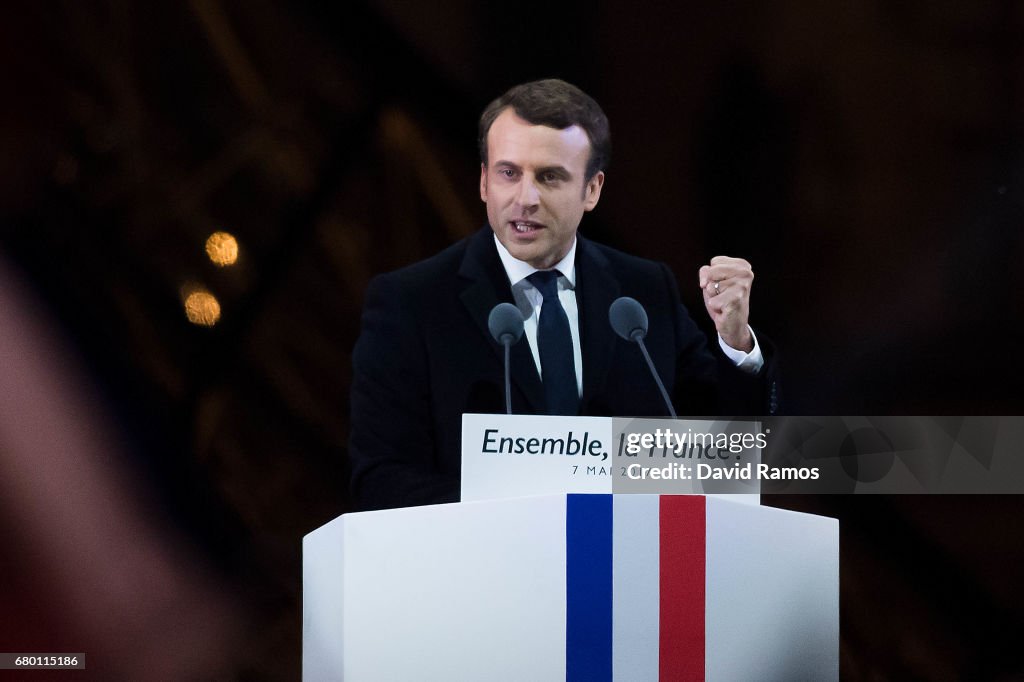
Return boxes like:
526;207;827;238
1;1;1022;678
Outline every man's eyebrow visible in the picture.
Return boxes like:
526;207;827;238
535;165;571;178
493;160;521;170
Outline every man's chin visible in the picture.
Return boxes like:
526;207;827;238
493;229;567;269
497;234;538;260
505;243;552;269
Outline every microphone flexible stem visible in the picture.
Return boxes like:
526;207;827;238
504;339;512;415
636;336;677;418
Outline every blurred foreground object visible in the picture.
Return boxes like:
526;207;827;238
0;255;244;679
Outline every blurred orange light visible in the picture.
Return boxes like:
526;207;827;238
205;231;239;267
184;290;221;326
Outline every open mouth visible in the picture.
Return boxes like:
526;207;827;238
511;220;543;233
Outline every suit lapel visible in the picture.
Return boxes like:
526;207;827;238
458;228;545;412
576;236;620;410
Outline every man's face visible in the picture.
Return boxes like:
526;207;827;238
480;108;604;270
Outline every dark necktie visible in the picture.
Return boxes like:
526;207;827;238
527;270;579;415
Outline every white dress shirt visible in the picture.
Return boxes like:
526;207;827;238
495;236;584;397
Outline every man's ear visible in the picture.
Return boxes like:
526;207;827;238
479;163;488;203
583;170;605;211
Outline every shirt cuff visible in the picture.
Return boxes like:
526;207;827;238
718;326;764;374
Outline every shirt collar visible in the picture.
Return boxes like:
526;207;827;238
493;234;577;289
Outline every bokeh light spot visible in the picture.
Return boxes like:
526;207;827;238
184;290;221;326
205;231;239;267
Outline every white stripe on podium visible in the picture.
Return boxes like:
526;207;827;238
612;495;660;681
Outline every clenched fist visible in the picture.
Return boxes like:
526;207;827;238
699;256;754;352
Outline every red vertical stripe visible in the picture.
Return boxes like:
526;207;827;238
659;495;706;681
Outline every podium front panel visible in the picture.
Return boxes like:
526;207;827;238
304;495;838;681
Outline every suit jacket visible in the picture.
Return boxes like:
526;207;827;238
349;226;778;510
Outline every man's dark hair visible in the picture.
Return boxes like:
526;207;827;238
478;78;611;181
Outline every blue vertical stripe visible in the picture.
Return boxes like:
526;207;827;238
566;494;613;682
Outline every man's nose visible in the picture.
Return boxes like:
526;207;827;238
516;176;541;208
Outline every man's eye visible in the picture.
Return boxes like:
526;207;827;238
499;169;516;178
541;172;559;183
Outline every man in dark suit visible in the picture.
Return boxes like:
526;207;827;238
350;79;777;511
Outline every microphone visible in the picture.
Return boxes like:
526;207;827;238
609;297;677;418
488;303;525;414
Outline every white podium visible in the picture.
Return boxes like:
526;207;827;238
303;494;838;681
